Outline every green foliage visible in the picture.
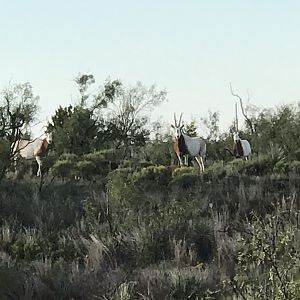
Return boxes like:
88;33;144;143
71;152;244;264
241;155;275;176
274;160;300;175
168;267;220;299
0;82;39;141
0;138;10;170
232;201;300;299
170;167;199;190
75;160;95;179
185;120;198;137
172;166;197;177
131;165;171;187
204;155;281;178
51;157;76;178
82;149;120;177
250;104;300;160
201;110;220;141
74;73;95;106
74;74;120;109
144;140;172;166
49;105;97;155
0;82;39;179
5;98;300;298
50;149;121;180
109;282;134;300
104;81;167;154
107;167;134;210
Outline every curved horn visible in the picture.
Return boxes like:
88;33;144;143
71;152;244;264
178;113;183;126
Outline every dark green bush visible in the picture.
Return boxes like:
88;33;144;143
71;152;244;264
75;160;95;179
52;160;74;178
131;165;171;187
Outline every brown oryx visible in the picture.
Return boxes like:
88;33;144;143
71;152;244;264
12;131;52;176
232;132;251;160
171;113;206;172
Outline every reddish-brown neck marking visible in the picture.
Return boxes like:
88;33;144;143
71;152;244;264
178;135;189;155
36;138;49;156
233;140;244;157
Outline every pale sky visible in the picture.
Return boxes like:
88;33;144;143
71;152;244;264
1;1;300;136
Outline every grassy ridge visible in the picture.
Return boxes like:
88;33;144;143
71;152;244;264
1;158;300;299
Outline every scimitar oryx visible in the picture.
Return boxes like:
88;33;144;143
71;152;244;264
232;132;251;160
171;113;206;172
12;131;52;176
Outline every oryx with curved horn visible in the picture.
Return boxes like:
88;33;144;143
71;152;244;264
171;113;206;172
232;132;251;160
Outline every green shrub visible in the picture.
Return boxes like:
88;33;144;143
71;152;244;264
58;153;78;162
232;203;300;299
75;160;95;179
204;161;227;179
242;155;274;176
287;160;300;173
50;153;79;178
51;159;74;178
172;166;197;178
144;141;172;166
131;165;171;187
98;148;122;162
83;150;119;177
107;167;134;211
170;173;199;190
274;160;300;174
169;267;220;299
0;138;10;172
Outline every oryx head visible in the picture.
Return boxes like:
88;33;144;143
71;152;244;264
171;113;184;139
233;132;240;142
43;129;53;144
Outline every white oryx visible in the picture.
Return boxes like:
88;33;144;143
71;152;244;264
12;132;52;176
171;113;206;172
233;132;251;160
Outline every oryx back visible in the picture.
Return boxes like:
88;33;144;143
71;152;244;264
182;134;206;157
241;140;251;157
15;139;44;159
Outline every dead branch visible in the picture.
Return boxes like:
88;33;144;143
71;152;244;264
230;83;255;134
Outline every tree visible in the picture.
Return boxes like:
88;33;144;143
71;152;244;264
48;105;98;155
48;75;122;156
231;201;300;299
0;82;39;178
74;74;95;106
0;82;39;143
184;120;198;137
74;73;121;111
252;104;300;160
201;111;220;141
230;83;256;134
104;81;167;156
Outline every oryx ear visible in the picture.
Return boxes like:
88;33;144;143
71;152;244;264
180;124;184;129
171;124;175;129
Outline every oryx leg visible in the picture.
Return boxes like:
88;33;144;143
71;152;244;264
176;153;183;166
199;156;205;172
194;156;202;173
35;156;42;177
13;156;18;174
195;156;205;172
184;154;189;166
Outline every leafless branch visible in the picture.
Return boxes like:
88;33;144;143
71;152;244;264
230;83;255;134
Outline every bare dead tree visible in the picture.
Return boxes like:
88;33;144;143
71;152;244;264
235;102;238;132
230;83;255;134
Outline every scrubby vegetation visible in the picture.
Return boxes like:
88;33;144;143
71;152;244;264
1;76;300;299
